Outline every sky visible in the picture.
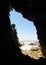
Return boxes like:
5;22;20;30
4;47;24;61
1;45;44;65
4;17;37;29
9;9;38;42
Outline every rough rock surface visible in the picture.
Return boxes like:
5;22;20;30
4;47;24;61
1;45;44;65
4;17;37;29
0;0;46;64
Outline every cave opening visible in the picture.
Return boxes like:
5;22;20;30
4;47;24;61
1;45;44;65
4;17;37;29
9;9;43;59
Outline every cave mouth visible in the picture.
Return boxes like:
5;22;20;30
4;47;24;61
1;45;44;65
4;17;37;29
9;9;43;59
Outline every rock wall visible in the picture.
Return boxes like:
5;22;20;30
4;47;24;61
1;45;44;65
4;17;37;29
0;0;46;64
10;0;46;57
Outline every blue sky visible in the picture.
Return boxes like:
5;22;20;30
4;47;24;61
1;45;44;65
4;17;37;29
9;9;38;42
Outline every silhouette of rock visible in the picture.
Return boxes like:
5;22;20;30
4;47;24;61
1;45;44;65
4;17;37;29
0;0;46;64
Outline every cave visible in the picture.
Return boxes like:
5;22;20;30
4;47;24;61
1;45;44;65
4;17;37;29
10;9;42;59
10;0;46;57
0;0;46;64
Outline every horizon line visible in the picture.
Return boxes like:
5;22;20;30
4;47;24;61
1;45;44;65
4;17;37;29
19;40;39;42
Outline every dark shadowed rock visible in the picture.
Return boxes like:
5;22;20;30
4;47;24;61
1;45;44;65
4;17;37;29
0;0;46;64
